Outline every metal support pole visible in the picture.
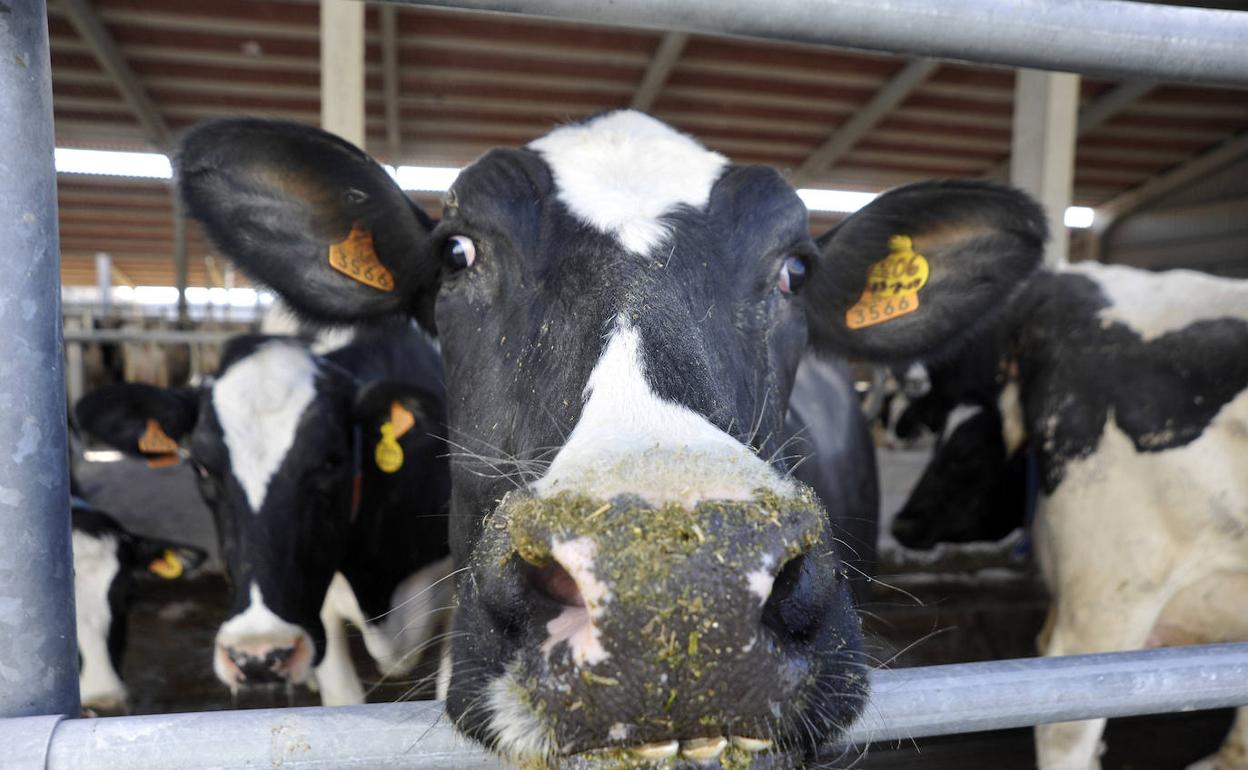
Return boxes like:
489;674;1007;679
95;251;112;313
172;188;188;323
321;0;367;147
1010;69;1079;267
0;0;80;718
382;0;1248;88
0;644;1243;767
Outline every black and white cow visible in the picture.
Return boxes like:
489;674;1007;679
76;326;454;705
174;110;1045;768
71;499;206;712
890;262;1248;770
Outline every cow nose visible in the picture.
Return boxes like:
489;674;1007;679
218;639;307;685
477;487;835;730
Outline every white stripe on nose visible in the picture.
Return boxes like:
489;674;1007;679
532;323;793;507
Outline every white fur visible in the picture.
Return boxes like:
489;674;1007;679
533;323;794;507
315;573;366;705
486;663;555;762
746;553;778;606
1070;262;1248;342
212;341;319;512
213;582;312;689
541;537;611;667
998;381;1026;455
941;403;983;443
1033;390;1248;769
529;111;727;256
73;530;128;711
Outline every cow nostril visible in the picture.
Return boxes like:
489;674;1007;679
761;554;818;642
523;561;585;608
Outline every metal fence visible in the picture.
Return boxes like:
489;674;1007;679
3;0;1248;767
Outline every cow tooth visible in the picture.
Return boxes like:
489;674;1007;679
731;736;773;752
681;736;728;761
632;741;679;760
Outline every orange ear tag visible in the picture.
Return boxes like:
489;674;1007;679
328;221;395;292
845;234;930;330
149;549;184;579
389;401;415;439
146;453;180;469
138;418;178;454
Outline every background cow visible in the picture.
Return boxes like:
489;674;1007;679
174;110;1045;768
72;499;206;713
889;262;1248;770
76;325;454;705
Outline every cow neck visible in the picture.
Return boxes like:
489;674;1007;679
349;424;364;525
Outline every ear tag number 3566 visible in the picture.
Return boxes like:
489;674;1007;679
329;221;396;292
846;235;930;330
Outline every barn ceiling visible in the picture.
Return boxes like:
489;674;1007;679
45;0;1248;287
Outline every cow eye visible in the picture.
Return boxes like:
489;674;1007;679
444;235;476;270
778;256;807;294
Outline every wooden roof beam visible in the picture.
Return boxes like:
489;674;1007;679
630;32;688;113
788;58;940;188
56;0;172;149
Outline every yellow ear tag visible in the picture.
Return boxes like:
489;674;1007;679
375;422;404;473
389;401;415;439
137;418;178;454
328;221;396;292
846;235;930;330
149;549;183;580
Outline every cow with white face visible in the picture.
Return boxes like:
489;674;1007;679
72;500;206;713
890;262;1248;770
76;327;454;705
175;111;1045;768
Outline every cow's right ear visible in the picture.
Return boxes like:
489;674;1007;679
177;119;440;327
74;384;199;458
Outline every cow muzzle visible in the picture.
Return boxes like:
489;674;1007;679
470;485;859;762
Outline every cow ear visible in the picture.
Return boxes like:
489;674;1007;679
130;537;208;581
177;119;439;328
353;381;442;474
803;180;1046;362
75;384;198;458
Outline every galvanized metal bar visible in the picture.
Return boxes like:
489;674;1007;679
629;31;688;113
15;644;1248;767
62;328;238;344
380;0;1248;87
0;0;80;718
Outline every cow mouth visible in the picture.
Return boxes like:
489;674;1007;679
557;736;799;770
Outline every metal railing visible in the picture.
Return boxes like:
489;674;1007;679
3;0;1248;767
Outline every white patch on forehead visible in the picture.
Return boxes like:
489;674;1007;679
528;110;728;256
212;341;319;512
532;323;795;507
746;553;777;606
73;529;128;711
1070;262;1248;342
541;537;611;667
942;404;984;443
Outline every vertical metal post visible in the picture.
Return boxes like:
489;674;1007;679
172;189;188;323
321;0;366;146
0;0;81;717
94;251;111;313
1010;69;1079;266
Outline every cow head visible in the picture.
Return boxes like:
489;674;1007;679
75;335;444;693
176;111;1045;766
72;505;206;713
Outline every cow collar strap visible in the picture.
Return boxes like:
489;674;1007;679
349;424;364;524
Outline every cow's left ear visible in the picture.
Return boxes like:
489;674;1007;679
803;180;1046;362
353;381;443;474
129;537;208;581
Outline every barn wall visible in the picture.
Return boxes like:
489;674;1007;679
1103;153;1248;278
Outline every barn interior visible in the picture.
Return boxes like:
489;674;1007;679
20;0;1248;767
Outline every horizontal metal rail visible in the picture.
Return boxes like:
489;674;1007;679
7;643;1247;769
386;0;1248;88
62;328;240;345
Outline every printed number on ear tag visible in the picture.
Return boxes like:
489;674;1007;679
138;418;178;454
375;422;404;473
329;221;396;292
149;549;183;579
846;234;930;330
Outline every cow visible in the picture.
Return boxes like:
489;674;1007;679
75;326;455;705
71;498;206;713
172;110;1046;768
889;262;1248;770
